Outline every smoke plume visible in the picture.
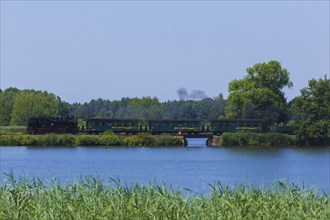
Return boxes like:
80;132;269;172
177;88;207;100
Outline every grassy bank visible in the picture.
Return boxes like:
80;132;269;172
0;176;328;219
213;132;297;147
0;133;183;147
0;126;26;135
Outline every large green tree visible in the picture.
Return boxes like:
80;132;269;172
10;90;61;125
290;76;330;145
0;87;20;125
226;60;293;124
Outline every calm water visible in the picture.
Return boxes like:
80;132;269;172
1;141;329;194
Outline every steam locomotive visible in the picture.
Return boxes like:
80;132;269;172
27;116;79;134
27;117;293;135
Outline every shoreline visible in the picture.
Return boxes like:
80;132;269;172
1;133;329;147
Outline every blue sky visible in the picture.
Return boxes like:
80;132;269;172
1;1;329;103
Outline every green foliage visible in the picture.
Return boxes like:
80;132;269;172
0;88;19;125
219;132;295;146
0;126;26;135
0;176;328;219
0;135;37;146
0;136;21;146
36;134;75;146
0;134;76;146
73;94;227;120
154;135;183;146
226;61;292;124
75;135;100;146
122;133;155;146
135;133;155;145
10;90;61;126
293;119;329;146
291;76;330;145
0;134;184;147
99;132;121;146
19;135;38;146
128;96;159;109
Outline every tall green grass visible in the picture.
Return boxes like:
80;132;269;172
0;133;184;147
0;134;75;146
0;175;328;219
219;132;296;147
0;126;26;135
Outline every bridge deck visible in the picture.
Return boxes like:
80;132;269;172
183;133;213;138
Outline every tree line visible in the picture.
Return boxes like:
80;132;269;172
1;60;329;144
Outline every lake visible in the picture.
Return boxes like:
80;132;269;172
1;140;329;194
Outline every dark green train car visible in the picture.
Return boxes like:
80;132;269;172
270;125;294;134
148;119;203;135
86;118;141;134
210;119;264;134
27;116;78;134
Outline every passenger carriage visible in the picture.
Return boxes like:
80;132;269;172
86;118;141;134
210;119;265;135
148;119;203;135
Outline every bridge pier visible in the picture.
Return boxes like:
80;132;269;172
206;136;221;146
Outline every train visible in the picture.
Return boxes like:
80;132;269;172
27;117;294;135
27;116;79;134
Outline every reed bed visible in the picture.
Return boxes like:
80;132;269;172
0;126;26;135
219;132;296;147
0;175;328;220
0;133;183;147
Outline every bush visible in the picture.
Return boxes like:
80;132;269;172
36;134;75;146
19;135;37;146
121;136;141;146
75;135;100;146
0;126;27;135
121;133;155;146
0;136;20;146
154;135;183;146
220;132;295;146
99;132;121;146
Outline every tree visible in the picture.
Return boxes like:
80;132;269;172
128;97;159;109
290;76;330;145
226;60;292;124
0;87;19;125
10;90;60;125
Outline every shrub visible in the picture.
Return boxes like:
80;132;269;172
36;134;75;146
0;136;20;146
99;132;121;146
120;133;155;146
220;132;296;147
0;126;27;135
19;135;37;146
154;135;183;146
135;133;155;146
75;135;100;146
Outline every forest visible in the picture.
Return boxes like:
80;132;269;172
1;61;329;145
